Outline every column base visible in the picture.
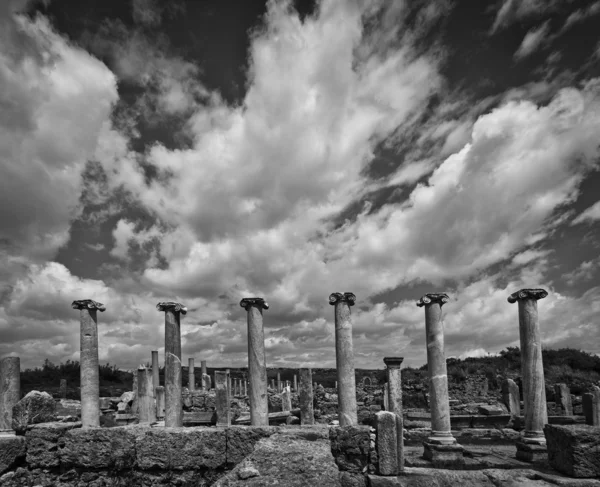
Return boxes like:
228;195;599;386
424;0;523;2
423;441;465;469
515;437;547;462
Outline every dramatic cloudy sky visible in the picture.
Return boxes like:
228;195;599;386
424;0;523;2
1;0;599;372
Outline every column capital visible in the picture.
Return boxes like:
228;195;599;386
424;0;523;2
507;288;548;304
156;301;187;315
416;293;449;307
240;297;269;310
71;299;106;311
329;292;356;306
383;357;404;368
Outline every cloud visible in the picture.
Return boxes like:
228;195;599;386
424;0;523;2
514;21;551;60
572;200;600;225
560;1;600;33
562;258;600;286
490;0;559;33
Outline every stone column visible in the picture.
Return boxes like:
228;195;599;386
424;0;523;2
131;372;139;415
383;383;389;411
329;292;358;426
299;368;314;425
277;372;281;393
241;297;269;426
294;374;297;392
270;379;275;390
215;371;230;426
188;358;195;392
72;299;105;428
155;386;165;419
554;383;573;416
282;385;292;412
203;374;211;391
226;369;231;399
157;301;187;428
502;378;521;417
508;288;548;462
59;379;67;399
582;386;600;426
151;351;159;390
384;357;404;472
0;357;20;433
200;360;207;391
138;366;156;424
417;293;463;467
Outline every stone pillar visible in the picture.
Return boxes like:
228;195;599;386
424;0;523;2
294;374;297;392
582;386;600;426
152;351;159;391
226;369;231;400
72;299;105;428
270;379;275;390
241;297;269;426
0;357;20;432
282;385;292;412
329;292;358;426
299;368;314;425
138;366;156;424
200;360;207;391
188;358;195;392
215;370;230;426
131;372;139;415
417;293;463;467
203;374;211;391
502;378;521;417
508;288;548;462
376;411;399;475
383;383;389;411
384;357;404;472
155;386;165;419
277;372;281;393
59;379;67;399
157;301;187;428
554;383;573;416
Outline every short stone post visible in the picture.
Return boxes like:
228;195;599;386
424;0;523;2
200;360;207;391
203;373;211;391
384;357;404;472
157;301;187;428
294;374;297;392
131;372;139;414
508;288;549;462
582;386;600;426
376;411;399;475
0;357;20;433
502;378;521;417
72;299;105;428
215;371;230;426
270;379;275;390
188;358;195;392
329;292;358;426
282;384;292;412
152;350;160;391
138;366;156;424
155;386;165;419
277;372;281;393
417;293;463;467
554;383;573;416
383;383;389;411
59;379;67;399
335;381;338;389
299;368;314;425
241;297;269;426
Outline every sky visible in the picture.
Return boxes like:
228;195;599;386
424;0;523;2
1;0;599;372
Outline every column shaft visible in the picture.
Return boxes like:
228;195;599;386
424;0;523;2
215;371;230;426
80;308;100;428
138;367;156;424
334;300;358;426
152;351;159;390
247;306;268;426
188;358;195;392
165;310;182;427
0;357;20;431
299;368;314;425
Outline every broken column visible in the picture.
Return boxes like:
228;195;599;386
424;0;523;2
215;370;230;426
554;383;573;416
329;292;358;426
502;378;521;417
59;379;67;399
508;288;549;462
155;386;165;419
384;357;404;472
277;372;281;393
138;366;156;424
72;299;105;428
131;372;139;415
294;374;297;392
299;368;314;425
282;384;292;412
376;411;399;475
241;297;269;426
383;383;389;411
0;357;20;433
188;358;195;392
417;293;463;467
152;350;159;391
582;386;600;426
270;379;275;390
203;373;212;391
157;301;187;428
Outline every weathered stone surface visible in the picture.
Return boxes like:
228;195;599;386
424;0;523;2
477;405;503;416
423;442;465;469
376;411;398;475
0;437;25;475
120;390;135;404
25;422;81;468
340;471;367;487
582;389;600;427
12;391;57;433
226;426;280;464
214;432;342;486
136;427;226;470
62;426;137;469
330;425;370;473
555;384;574;416
545;424;600;478
55;398;81;417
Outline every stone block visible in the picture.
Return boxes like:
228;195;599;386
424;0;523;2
136;427;227;470
554;384;573;416
501;378;521;417
544;424;600;478
0;437;25;475
25;422;81;468
61;426;137;470
367;475;401;487
582;389;600;427
11;391;57;433
376;411;398;475
55;399;81;417
515;438;547;463
422;442;465;469
477;405;503;416
330;425;371;473
340;471;367;487
226;426;279;465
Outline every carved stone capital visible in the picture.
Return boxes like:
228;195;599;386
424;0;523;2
156;302;188;315
507;288;548;304
71;299;106;312
416;293;449;307
240;297;269;310
329;292;356;306
383;357;404;368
